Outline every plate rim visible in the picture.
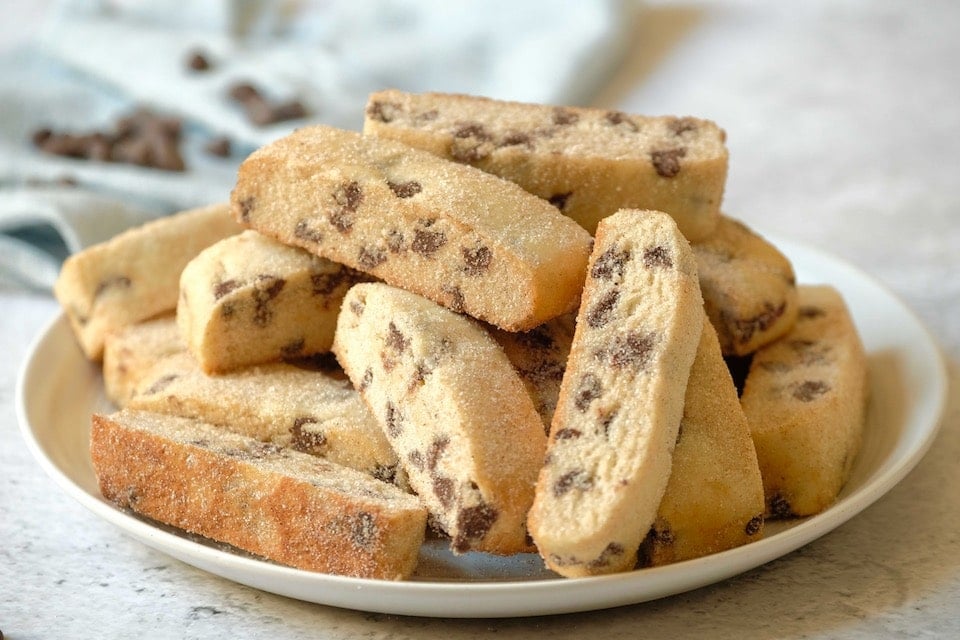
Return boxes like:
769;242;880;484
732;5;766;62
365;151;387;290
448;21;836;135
15;232;949;618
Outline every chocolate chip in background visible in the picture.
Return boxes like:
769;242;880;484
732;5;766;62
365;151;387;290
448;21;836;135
204;136;231;157
228;80;309;126
186;48;213;72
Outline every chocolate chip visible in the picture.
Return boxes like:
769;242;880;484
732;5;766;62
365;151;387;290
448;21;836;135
426;436;449;471
553;107;580;125
650;148;687;178
334;180;363;211
453;503;498;552
642;245;673;269
590;246;631;280
586;290;620;328
667;117;698;135
409;361;433;391
587;542;625;569
350;511;378;549
554;428;582;440
598;410;618;438
548;192;572;211
651;522;674;545
358;245;387;269
605;111;638;131
359;367;373;391
433;477;455;510
366;100;401;123
411;229;447;257
384;401;404;437
186;49;212;72
407;450;425;470
142;373;178;396
280;338;305;358
553;470;594;497
386;229;406;253
450;122;491;162
601;331;657;369
252;275;285;327
372;464;398;484
290;417;326;454
574;374;602;411
386;322;410;353
204;136;231;157
461;245;492;276
732;302;787;345
293;219;323;243
213;279;241;300
238;196;256;222
792;380;831;402
769;493;794;519
499;131;531;147
387;180;422;198
350;299;366;317
442;285;465;313
798;305;825;319
745;514;763;536
93;276;132;300
310;270;346;296
228;81;308;126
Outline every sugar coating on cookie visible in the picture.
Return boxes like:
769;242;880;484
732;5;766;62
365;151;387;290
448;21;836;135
128;351;404;486
231;124;593;331
54;203;242;360
102;314;184;407
177;230;364;373
91;409;427;579
491;313;576;434
363;90;728;240
333;283;546;555
527;209;703;577
640;315;765;566
693;214;798;356
740;285;869;518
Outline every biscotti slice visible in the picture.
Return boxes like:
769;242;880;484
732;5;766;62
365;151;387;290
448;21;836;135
177;229;364;373
740;285;869;518
54;202;242;360
527;209;703;577
693;214;798;356
640;315;766;566
128;351;404;486
363;90;728;240
491;313;576;434
91;409;427;579
333;283;546;555
231;125;593;331
102;314;185;406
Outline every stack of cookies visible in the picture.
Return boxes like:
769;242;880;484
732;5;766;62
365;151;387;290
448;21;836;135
54;91;869;580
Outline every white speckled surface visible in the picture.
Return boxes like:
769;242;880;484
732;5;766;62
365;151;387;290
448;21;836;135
3;1;960;638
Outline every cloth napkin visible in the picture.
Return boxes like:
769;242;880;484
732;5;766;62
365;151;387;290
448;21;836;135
0;0;637;292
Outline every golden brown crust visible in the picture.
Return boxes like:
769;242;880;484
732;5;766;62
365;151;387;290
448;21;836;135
641;316;765;566
693;214;798;356
90;409;427;579
363;89;728;240
230;125;592;331
54;203;242;361
741;285;869;517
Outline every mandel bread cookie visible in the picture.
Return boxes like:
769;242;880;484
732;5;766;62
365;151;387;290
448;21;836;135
54;202;242;360
177;229;364;373
693;214;798;356
640;315;766;566
230;124;593;331
527;209;704;577
102;314;185;406
91;408;427;579
740;285;869;518
128;351;404;486
363;89;728;239
333;282;546;555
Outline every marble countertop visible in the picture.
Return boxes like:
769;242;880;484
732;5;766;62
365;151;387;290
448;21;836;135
3;1;959;638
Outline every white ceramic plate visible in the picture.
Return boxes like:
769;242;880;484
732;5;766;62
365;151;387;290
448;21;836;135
16;234;948;618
